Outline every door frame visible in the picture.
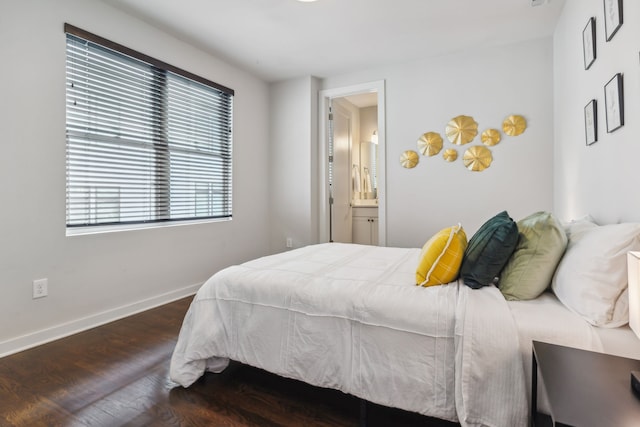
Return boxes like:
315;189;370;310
318;80;386;246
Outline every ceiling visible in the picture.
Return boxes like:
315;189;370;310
344;92;378;108
99;0;565;83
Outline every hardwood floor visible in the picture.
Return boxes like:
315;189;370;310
0;297;459;426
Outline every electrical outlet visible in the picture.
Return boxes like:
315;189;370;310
286;238;293;248
33;278;48;299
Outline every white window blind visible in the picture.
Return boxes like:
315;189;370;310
65;24;233;228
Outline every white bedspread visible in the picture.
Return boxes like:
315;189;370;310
507;292;604;414
170;243;528;426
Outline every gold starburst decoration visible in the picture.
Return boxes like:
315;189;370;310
446;115;478;145
481;129;501;146
463;146;493;172
417;132;443;156
400;150;419;169
443;148;458;162
502;115;527;136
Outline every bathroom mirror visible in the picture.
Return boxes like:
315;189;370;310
352;137;377;205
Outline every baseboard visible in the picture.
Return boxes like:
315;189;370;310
0;283;201;358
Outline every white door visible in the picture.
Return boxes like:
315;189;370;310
330;101;352;243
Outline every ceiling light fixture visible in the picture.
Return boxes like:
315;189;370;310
371;130;378;145
297;0;318;2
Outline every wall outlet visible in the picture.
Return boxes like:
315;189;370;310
33;278;48;299
286;238;293;248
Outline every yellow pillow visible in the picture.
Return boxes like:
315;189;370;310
416;224;468;287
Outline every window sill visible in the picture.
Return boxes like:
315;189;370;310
65;217;232;237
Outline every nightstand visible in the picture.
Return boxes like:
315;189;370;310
532;341;640;427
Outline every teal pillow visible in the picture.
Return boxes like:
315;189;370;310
499;212;568;300
459;211;519;289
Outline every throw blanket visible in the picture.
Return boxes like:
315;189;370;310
170;243;527;426
455;277;528;426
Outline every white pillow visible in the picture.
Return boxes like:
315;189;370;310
562;215;598;245
552;222;640;327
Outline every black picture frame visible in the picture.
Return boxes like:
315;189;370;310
604;73;624;133
583;18;596;70
604;0;623;41
584;99;597;145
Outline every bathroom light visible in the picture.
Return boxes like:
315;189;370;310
297;0;318;2
627;251;640;339
371;130;378;145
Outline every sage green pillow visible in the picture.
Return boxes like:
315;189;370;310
499;211;568;300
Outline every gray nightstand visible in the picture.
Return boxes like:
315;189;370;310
532;341;640;427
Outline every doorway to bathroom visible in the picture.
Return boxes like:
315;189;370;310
318;81;386;246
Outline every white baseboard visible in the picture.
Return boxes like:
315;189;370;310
0;283;201;358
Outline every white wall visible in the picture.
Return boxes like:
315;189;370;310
269;76;320;252
0;0;271;355
360;107;378;147
554;0;640;224
322;38;555;247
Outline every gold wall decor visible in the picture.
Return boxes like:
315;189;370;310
463;146;493;172
417;132;443;156
446;115;478;145
443;148;458;162
481;128;501;146
400;150;419;169
502;115;527;136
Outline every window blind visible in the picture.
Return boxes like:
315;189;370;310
65;25;233;228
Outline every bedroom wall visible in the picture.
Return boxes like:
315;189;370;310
320;37;555;248
269;76;320;252
0;0;271;355
553;0;640;224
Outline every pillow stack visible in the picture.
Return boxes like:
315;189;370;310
413;210;640;329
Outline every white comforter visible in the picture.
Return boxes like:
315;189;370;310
170;243;527;426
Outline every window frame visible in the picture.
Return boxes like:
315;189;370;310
64;24;234;233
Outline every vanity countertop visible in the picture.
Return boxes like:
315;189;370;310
352;199;378;207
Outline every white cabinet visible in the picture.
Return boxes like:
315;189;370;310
352;207;378;245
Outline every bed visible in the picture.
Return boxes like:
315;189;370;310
170;212;640;427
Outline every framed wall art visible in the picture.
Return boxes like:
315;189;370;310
584;99;597;145
583;17;596;70
604;73;624;133
604;0;623;41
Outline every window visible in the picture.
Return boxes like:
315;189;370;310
64;24;234;230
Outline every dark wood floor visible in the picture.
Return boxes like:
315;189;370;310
0;296;459;426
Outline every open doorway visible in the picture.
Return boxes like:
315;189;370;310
319;81;386;246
